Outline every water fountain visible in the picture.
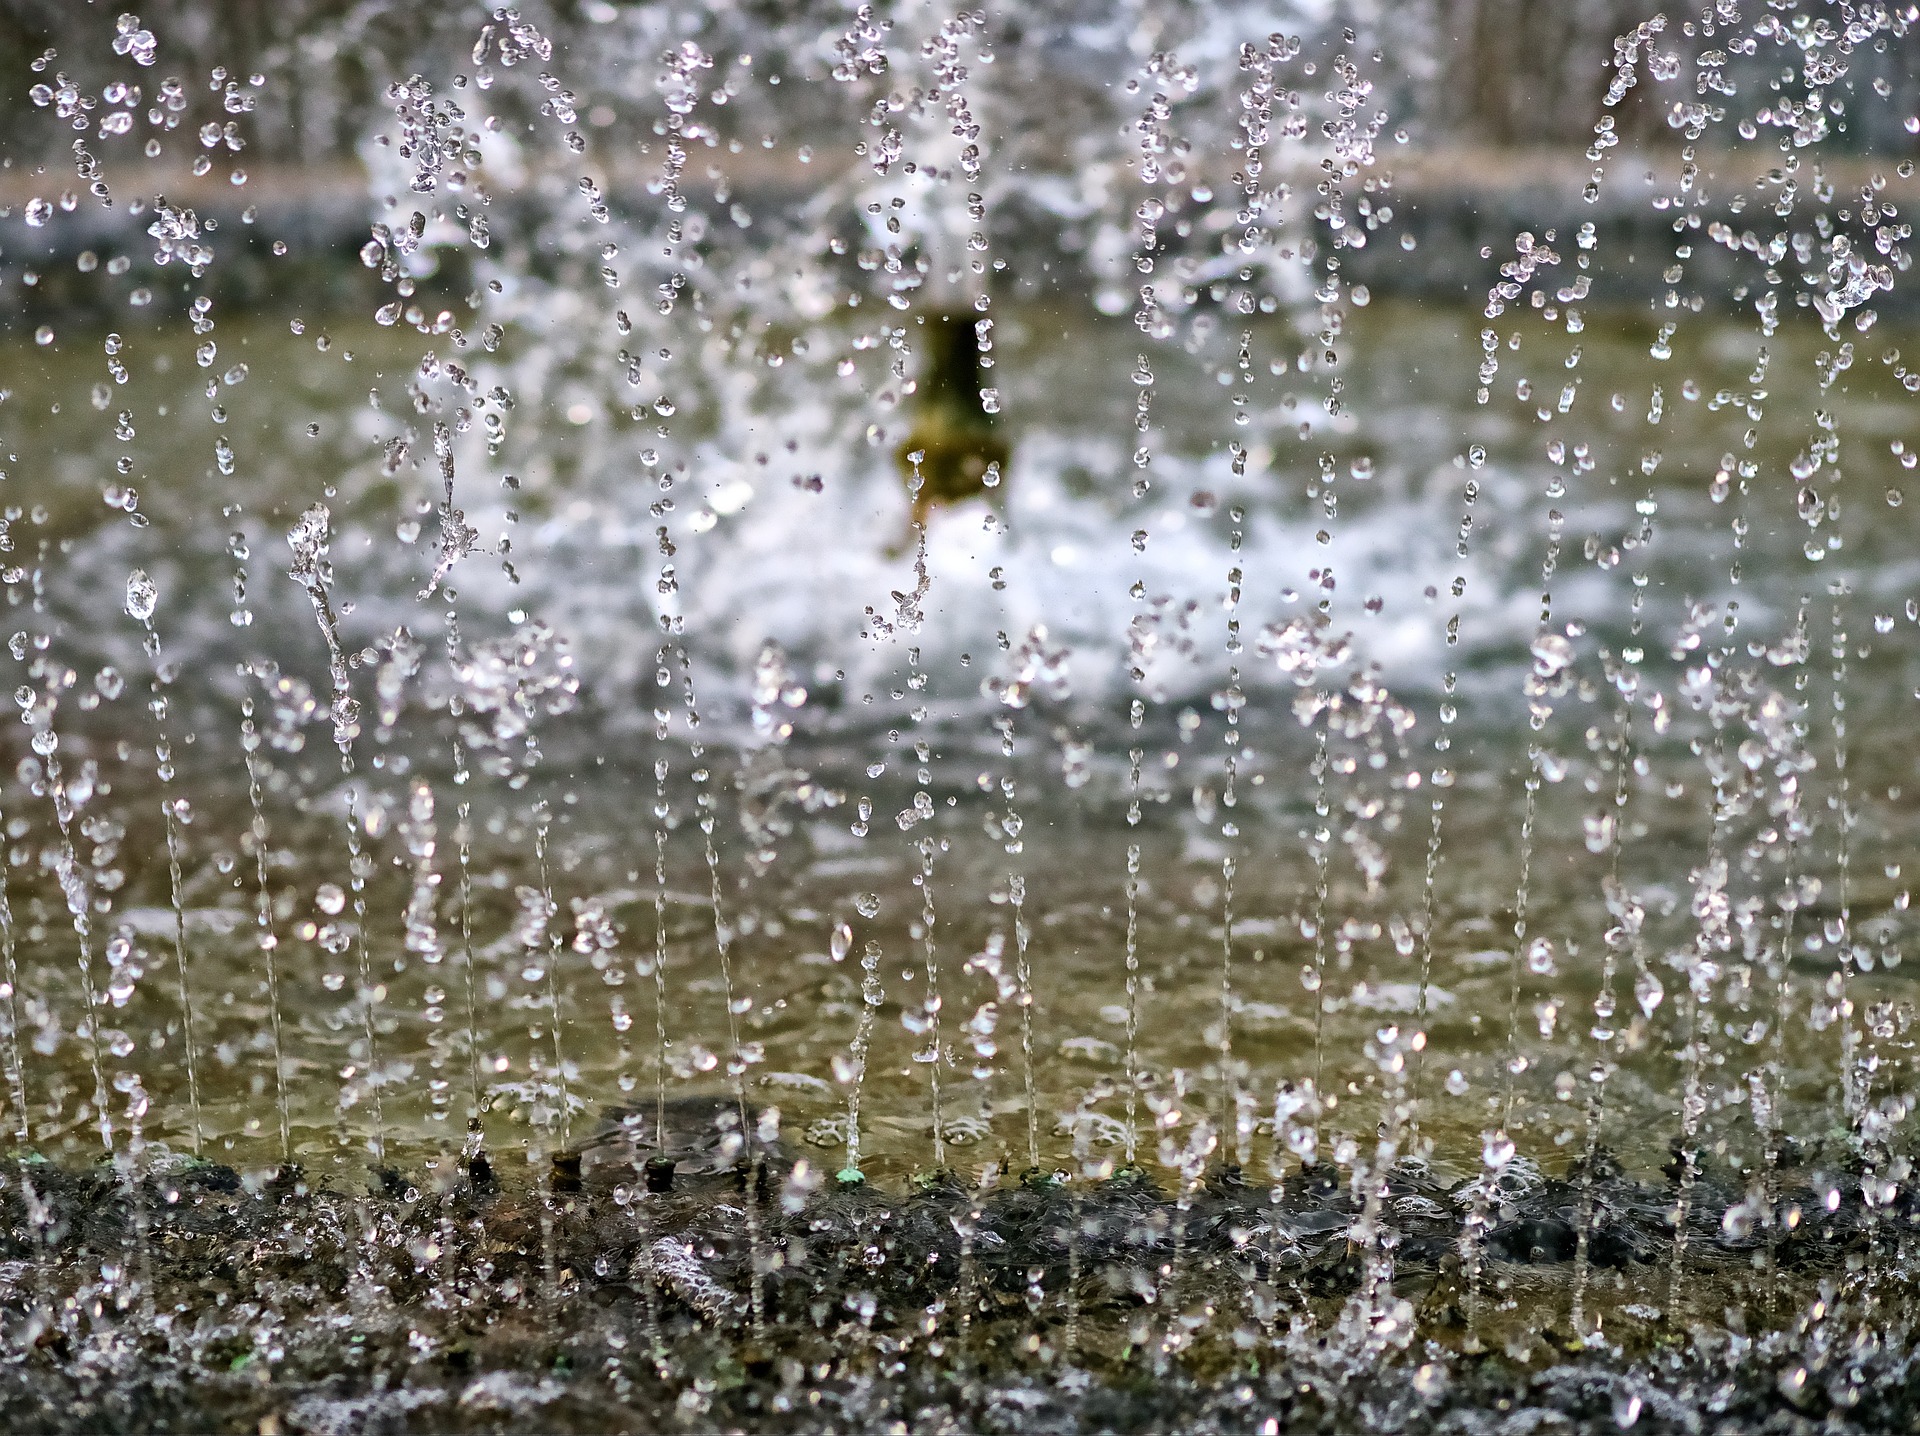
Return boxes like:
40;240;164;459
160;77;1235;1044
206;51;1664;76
1;1;1919;1431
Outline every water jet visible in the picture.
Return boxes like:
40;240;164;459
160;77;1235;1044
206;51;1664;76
0;3;1917;1431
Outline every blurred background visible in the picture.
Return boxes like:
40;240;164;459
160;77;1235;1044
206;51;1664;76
3;0;1916;164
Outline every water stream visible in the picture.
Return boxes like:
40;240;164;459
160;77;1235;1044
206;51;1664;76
2;4;1919;1431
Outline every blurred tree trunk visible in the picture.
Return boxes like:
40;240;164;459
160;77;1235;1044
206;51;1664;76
1436;0;1667;147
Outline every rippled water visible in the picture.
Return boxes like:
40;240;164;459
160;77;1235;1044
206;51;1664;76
6;291;1916;1191
5;14;1920;1423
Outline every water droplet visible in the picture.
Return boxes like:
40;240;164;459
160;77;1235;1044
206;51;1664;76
124;570;158;623
1525;937;1557;976
1482;1129;1515;1169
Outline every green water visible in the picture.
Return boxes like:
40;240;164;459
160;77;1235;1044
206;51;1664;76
0;293;1914;1199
